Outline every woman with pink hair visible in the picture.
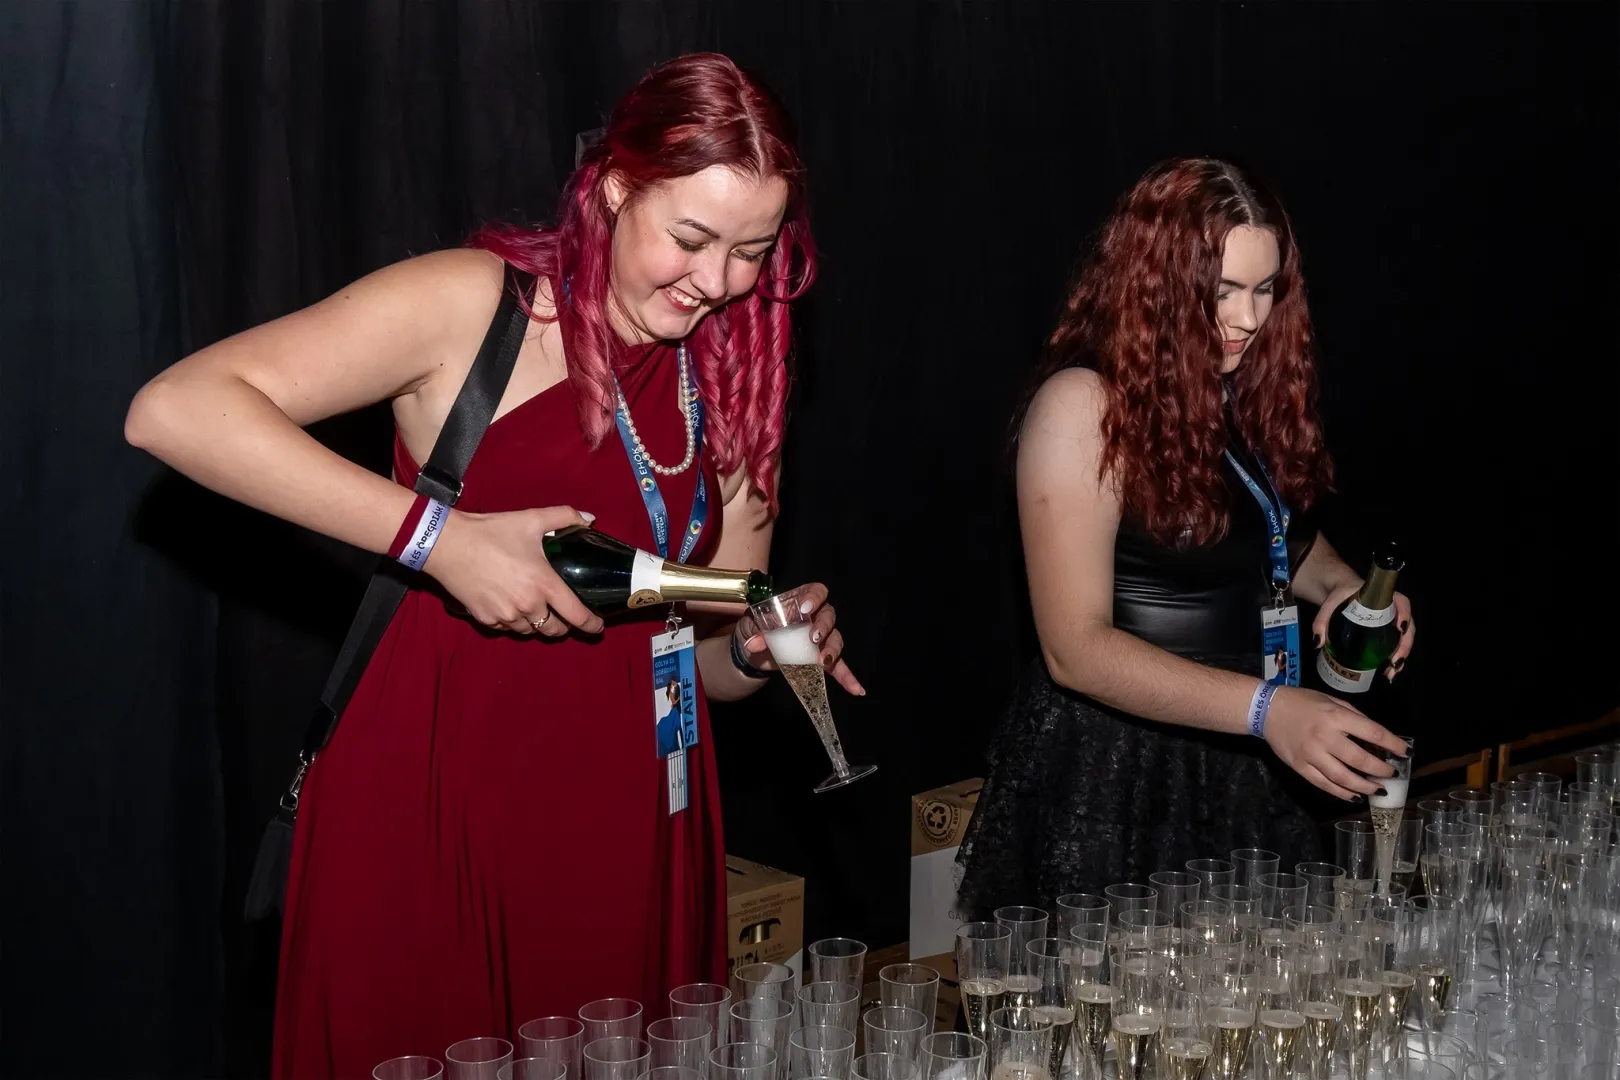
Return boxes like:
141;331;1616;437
126;52;859;1077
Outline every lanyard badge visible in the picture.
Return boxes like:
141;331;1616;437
612;347;709;814
651;626;698;814
1224;449;1300;688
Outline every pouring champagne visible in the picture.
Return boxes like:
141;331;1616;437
1369;736;1415;895
749;585;877;793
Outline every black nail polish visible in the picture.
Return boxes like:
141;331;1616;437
1377;787;1388;797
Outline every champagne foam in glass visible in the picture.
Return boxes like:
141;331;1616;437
1369;777;1409;810
750;586;876;793
1369;736;1414;895
764;625;820;666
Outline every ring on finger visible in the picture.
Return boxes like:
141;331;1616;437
529;613;552;632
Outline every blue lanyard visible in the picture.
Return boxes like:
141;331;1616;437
1224;448;1291;595
611;344;708;564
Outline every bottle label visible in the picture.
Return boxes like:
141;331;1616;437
1342;599;1395;628
628;550;665;609
1317;649;1375;693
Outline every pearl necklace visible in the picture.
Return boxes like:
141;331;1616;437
616;344;698;476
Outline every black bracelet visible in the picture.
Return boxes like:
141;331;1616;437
730;630;773;680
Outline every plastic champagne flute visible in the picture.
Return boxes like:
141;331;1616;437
749;584;876;793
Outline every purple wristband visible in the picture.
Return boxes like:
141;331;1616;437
1248;680;1279;738
396;498;449;572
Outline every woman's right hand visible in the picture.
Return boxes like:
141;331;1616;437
1263;686;1407;801
427;506;605;638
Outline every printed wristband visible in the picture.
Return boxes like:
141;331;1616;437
730;629;773;680
386;495;428;559
388;495;450;572
1247;679;1279;738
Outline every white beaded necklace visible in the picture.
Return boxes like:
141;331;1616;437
615;343;698;477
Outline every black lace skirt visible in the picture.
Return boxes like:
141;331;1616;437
955;657;1330;918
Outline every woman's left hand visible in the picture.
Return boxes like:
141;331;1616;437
733;583;867;696
1311;583;1416;681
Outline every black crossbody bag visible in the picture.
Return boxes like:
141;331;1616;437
243;265;537;921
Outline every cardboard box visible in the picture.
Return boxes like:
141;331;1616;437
908;778;982;988
725;854;805;986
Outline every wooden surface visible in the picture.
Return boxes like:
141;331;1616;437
1496;708;1619;781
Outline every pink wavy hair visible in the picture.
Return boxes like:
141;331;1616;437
468;52;815;512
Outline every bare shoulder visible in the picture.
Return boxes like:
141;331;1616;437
261;247;517;382
1018;367;1118;518
325;247;556;332
375;246;559;391
412;247;562;356
1022;367;1106;444
354;247;518;336
308;246;494;314
1019;367;1108;473
415;245;507;300
387;247;566;452
1017;367;1119;639
413;246;556;309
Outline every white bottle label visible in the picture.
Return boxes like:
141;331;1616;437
628;550;666;609
1317;649;1375;693
1342;599;1395;628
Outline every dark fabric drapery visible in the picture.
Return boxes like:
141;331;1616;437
1;1;222;1076
3;2;1616;1076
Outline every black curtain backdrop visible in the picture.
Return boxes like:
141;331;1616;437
1;0;224;1076
4;2;1617;1077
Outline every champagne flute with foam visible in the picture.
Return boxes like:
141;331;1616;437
749;585;876;793
1368;736;1415;896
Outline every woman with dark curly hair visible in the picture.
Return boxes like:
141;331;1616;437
957;158;1417;909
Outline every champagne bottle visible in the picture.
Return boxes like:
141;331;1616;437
543;524;773;615
1315;542;1404;694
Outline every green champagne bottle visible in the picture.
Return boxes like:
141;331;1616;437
543;524;773;615
1316;542;1405;694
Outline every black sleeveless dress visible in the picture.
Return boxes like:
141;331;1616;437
955;439;1329;915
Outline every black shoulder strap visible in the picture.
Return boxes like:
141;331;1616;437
246;263;536;921
304;263;536;755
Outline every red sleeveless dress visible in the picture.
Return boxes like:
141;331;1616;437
272;336;728;1078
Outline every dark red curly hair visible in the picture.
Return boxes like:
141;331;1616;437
1036;157;1333;547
